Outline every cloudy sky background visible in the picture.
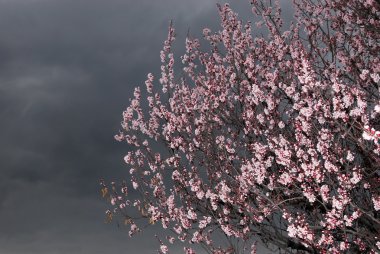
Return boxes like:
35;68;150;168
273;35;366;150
0;1;291;253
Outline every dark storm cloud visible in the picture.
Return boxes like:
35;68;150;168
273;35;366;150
0;0;293;253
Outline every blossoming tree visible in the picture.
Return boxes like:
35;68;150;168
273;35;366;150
102;0;380;253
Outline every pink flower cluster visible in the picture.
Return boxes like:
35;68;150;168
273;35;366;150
105;0;380;253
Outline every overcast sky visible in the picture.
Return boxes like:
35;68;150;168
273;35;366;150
0;1;283;253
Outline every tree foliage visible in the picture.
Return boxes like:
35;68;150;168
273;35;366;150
102;0;380;253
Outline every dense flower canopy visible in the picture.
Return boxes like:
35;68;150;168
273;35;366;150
102;0;380;253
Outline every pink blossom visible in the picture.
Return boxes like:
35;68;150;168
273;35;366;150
373;196;380;211
160;244;169;254
184;247;196;254
346;151;355;162
107;1;380;253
